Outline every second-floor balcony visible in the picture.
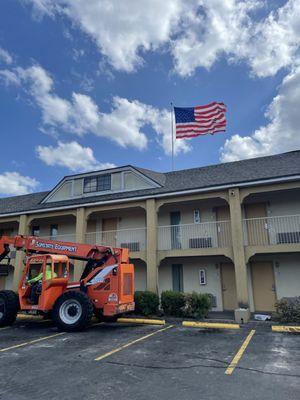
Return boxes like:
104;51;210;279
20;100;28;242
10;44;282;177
85;228;147;252
243;214;300;246
157;220;232;250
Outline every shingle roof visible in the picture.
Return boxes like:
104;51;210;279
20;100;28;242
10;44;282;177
1;150;299;216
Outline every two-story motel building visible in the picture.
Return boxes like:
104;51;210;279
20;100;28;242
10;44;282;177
0;150;300;314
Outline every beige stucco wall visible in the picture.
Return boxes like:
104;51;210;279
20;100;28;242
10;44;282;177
87;210;146;249
267;192;300;217
158;205;219;249
158;204;216;226
158;258;223;311
33;217;76;241
132;259;147;291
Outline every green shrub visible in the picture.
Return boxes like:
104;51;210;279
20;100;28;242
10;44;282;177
161;291;185;317
274;297;300;323
134;291;159;316
184;292;212;319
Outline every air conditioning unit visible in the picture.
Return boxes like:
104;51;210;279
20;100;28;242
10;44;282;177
277;232;300;244
189;237;212;248
0;265;9;276
120;242;140;252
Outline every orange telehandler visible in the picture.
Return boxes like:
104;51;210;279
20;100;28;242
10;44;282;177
0;235;135;331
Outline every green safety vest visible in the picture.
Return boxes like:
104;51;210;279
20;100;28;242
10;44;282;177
28;267;57;283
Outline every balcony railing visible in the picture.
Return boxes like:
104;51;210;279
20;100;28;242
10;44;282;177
85;228;147;251
243;214;300;246
35;233;76;242
157;221;232;251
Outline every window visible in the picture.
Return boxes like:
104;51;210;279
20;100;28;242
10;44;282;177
83;174;111;193
50;224;58;240
199;269;206;285
194;209;201;224
32;226;40;236
172;264;183;292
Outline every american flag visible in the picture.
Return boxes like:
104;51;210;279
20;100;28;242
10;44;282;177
174;102;227;139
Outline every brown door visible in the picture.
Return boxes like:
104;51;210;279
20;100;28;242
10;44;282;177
221;263;237;310
102;218;118;246
245;203;269;245
216;206;230;247
0;276;5;290
251;261;276;312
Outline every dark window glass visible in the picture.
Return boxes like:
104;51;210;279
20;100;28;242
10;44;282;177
97;174;111;191
83;177;97;193
83;174;111;193
32;226;40;236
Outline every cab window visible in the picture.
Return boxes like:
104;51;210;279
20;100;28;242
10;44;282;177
28;263;42;281
53;262;68;279
45;262;53;280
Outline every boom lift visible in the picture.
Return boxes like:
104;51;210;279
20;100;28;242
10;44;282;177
0;235;135;331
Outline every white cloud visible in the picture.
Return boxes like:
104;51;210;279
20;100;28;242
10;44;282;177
26;0;184;72
0;172;38;196
0;69;21;85
239;0;300;78
1;63;189;155
36;141;116;172
221;66;300;162
0;47;13;65
23;0;300;78
172;0;257;76
23;0;58;18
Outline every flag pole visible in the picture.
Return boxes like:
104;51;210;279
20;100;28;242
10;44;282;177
171;102;174;171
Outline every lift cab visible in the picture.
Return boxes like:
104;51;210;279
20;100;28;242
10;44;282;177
19;254;70;311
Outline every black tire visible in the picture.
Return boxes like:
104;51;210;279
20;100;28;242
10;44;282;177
42;311;52;320
94;308;118;323
0;290;19;327
52;291;93;332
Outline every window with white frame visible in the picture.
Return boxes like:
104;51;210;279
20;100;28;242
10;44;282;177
194;209;201;224
50;224;58;240
83;174;111;193
199;269;206;285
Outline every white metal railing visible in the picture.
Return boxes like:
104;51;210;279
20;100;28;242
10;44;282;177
157;221;232;250
35;233;76;242
243;214;300;246
85;227;147;251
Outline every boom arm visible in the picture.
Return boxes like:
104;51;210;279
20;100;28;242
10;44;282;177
0;235;129;266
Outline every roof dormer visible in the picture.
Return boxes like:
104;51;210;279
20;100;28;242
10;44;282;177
41;166;163;203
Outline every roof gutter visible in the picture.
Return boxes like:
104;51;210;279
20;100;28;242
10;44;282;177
0;174;299;219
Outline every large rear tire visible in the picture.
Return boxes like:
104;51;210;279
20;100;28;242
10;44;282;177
0;290;19;327
52;291;93;332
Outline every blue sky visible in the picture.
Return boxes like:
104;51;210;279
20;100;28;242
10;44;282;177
0;0;299;196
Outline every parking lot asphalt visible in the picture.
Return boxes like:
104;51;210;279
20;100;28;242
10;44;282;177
0;318;299;400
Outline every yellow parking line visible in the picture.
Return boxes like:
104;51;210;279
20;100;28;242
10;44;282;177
225;329;256;375
183;321;240;330
272;326;300;333
0;332;65;353
117;318;165;325
95;325;174;361
0;327;10;331
17;314;43;320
